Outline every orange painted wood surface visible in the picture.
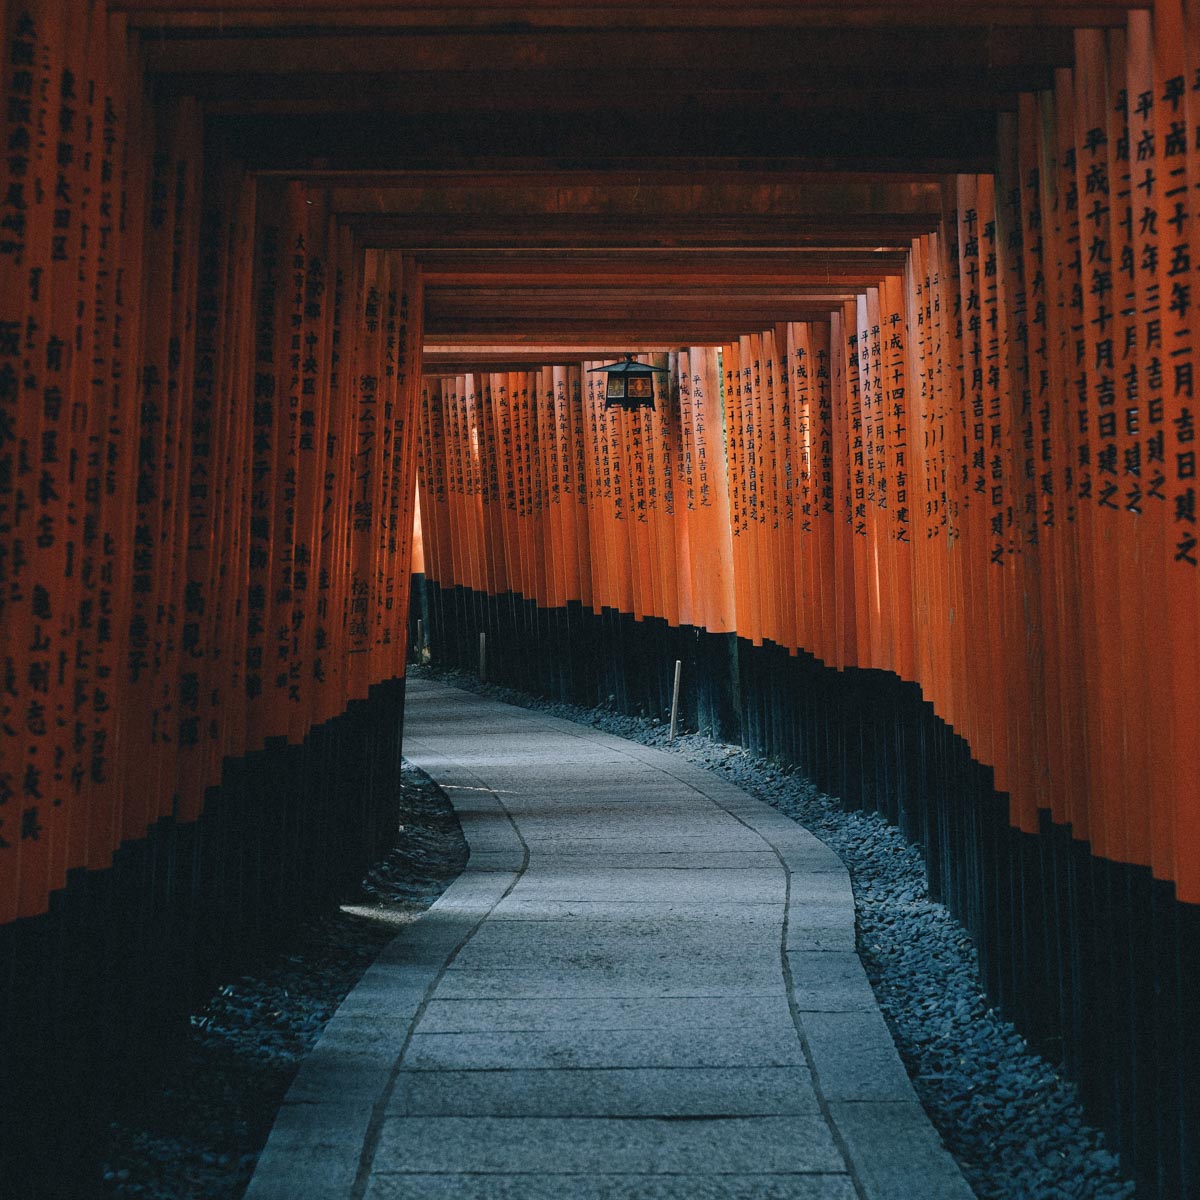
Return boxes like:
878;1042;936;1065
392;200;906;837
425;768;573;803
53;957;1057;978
7;0;1200;923
414;0;1200;904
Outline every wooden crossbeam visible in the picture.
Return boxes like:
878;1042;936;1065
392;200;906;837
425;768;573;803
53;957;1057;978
416;251;911;286
141;27;1073;76
351;214;939;251
327;179;944;217
424;318;840;338
182;75;1033;117
425;290;860;323
118;1;1144;31
206;110;997;174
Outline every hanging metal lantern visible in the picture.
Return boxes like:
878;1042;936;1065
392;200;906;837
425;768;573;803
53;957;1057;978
588;354;669;410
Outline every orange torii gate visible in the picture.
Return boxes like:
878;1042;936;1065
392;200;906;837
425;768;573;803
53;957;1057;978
3;1;1200;1196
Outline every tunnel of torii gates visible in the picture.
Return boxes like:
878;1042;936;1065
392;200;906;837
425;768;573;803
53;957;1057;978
4;0;1200;1194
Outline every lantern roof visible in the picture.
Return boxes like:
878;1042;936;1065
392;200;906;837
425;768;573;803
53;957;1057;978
587;354;670;376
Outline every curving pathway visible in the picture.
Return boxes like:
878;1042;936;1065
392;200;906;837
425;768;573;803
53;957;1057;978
246;678;974;1200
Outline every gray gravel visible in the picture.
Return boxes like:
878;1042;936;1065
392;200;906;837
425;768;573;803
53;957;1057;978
96;761;468;1200
413;664;1139;1200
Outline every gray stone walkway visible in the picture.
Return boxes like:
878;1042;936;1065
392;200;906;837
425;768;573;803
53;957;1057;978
246;679;974;1200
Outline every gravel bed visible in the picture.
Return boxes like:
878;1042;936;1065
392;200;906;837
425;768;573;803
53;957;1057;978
413;664;1138;1200
96;761;468;1200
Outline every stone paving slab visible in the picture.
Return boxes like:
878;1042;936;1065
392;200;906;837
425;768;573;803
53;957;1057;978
452;916;781;959
798;1010;922;1103
364;1173;860;1200
401;1022;807;1070
498;866;785;904
370;1114;846;1175
484;899;782;922
433;962;791;1000
415;994;797;1032
788;951;881;1013
523;849;783;868
245;679;974;1200
829;1101;983;1200
387;1065;823;1118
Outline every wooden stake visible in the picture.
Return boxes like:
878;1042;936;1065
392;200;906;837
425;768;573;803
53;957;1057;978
669;658;682;743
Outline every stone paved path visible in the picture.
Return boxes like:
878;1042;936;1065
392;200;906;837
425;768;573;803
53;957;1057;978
245;679;974;1200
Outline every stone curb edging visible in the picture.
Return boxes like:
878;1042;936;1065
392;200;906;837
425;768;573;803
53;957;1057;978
242;743;527;1200
246;682;974;1200
499;701;976;1200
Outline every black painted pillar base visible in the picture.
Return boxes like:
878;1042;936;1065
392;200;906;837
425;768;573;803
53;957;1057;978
0;676;409;1199
418;578;1200;1200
